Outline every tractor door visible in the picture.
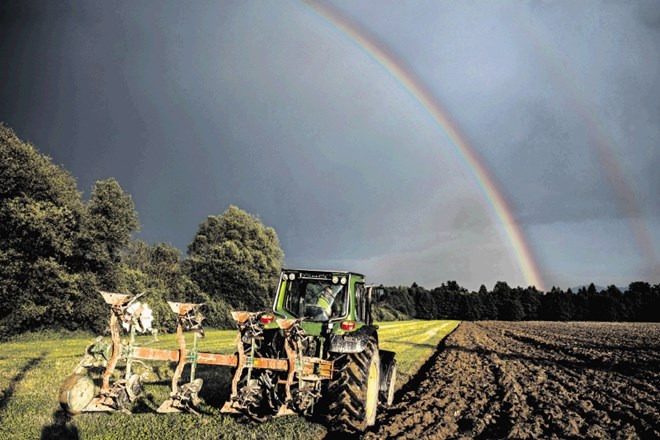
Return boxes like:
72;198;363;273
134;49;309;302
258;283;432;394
363;285;384;326
355;283;367;324
356;283;377;326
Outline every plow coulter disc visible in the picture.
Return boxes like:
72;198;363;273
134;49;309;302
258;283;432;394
59;373;96;414
126;374;143;401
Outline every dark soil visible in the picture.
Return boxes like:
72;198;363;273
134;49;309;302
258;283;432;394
365;321;660;439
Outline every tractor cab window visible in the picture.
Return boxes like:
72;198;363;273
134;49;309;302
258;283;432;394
283;279;347;322
355;283;366;322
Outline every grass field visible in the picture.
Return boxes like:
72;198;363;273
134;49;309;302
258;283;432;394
0;320;458;439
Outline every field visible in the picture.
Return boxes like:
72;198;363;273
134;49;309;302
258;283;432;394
368;321;660;439
3;320;657;439
0;320;458;439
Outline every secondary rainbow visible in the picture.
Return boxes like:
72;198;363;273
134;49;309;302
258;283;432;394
297;1;545;290
513;14;659;270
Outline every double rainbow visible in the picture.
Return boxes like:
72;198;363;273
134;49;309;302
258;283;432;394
297;1;545;290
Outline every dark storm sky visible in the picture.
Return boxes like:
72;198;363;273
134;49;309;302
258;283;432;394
1;0;659;290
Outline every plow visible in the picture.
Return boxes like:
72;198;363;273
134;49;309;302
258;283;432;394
60;270;397;432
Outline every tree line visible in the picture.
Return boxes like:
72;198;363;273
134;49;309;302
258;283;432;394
375;281;660;322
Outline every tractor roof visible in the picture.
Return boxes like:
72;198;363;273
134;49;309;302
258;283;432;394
283;268;365;278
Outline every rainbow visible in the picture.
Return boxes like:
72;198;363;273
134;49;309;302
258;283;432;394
296;1;546;290
513;14;659;270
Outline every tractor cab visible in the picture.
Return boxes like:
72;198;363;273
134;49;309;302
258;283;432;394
280;272;348;321
272;269;378;335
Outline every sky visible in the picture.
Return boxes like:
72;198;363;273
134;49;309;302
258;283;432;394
1;0;659;291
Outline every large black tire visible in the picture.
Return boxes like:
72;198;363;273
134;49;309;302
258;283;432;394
325;336;380;433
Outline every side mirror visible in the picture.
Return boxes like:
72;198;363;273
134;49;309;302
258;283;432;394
375;288;385;302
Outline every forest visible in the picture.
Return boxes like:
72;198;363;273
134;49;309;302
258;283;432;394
375;280;659;323
1;123;658;339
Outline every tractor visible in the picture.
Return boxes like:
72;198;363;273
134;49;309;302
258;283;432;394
59;269;396;433
224;269;397;431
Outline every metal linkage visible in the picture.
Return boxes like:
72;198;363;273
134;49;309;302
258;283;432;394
61;293;337;418
61;292;153;413
292;380;322;416
157;302;206;414
280;319;325;416
221;311;263;415
220;314;337;418
61;292;242;416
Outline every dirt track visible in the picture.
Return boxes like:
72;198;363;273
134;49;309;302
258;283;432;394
367;321;660;439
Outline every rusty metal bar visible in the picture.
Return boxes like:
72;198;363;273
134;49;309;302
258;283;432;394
251;357;288;370
132;347;179;362
196;352;238;367
171;322;187;394
230;333;245;398
301;357;333;379
101;313;121;392
133;346;326;377
283;338;296;402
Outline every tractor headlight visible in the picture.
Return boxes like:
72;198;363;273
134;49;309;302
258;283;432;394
288;273;296;281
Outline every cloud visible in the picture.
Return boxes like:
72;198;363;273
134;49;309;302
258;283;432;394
2;0;658;288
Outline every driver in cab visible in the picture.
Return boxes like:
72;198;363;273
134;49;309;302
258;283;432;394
316;286;336;319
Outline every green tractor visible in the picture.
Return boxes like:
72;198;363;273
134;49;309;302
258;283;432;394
222;269;397;431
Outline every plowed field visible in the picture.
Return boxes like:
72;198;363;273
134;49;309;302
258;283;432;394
368;321;660;440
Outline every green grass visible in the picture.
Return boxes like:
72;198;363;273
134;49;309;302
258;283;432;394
377;320;460;388
0;320;458;439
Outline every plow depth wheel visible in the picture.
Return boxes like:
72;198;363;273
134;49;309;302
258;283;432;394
379;350;397;407
325;336;381;432
59;373;96;414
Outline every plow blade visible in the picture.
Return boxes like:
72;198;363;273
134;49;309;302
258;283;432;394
157;399;182;414
132;346;242;366
220;401;242;414
81;397;118;413
99;291;132;306
157;378;204;414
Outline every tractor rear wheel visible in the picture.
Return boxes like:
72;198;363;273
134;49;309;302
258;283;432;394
325;336;380;432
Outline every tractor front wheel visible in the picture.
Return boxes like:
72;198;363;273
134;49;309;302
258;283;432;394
325;336;380;432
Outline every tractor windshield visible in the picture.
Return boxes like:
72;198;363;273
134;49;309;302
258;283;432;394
282;279;347;322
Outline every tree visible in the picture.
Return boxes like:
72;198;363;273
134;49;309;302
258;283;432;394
77;178;140;289
120;240;233;330
0;124;85;336
519;286;542;319
186;206;284;311
541;287;574;321
414;289;436;320
500;296;525;321
587;283;598;295
381;286;415;319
